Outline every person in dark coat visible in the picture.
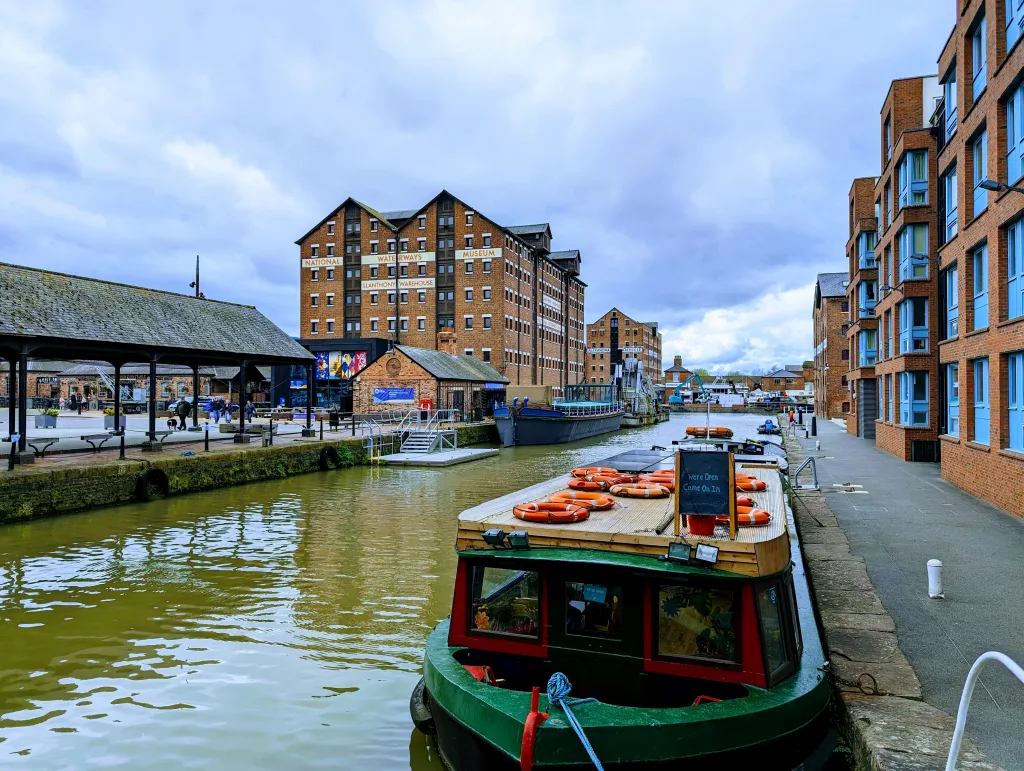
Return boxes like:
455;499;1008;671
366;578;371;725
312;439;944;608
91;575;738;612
176;399;192;430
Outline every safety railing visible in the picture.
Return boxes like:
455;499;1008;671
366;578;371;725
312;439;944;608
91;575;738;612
946;652;1024;770
790;456;819;491
549;401;624;417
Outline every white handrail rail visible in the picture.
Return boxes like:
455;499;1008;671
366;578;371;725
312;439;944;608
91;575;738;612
946;651;1024;770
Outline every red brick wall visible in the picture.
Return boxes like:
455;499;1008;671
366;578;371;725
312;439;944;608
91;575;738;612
814;295;849;418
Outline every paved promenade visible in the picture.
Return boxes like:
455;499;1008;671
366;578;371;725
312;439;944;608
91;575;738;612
796;419;1024;770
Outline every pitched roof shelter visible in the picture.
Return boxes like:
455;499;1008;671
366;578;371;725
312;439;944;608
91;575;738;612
396;346;508;383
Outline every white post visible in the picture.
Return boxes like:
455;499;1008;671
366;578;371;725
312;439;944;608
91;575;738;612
928;559;944;599
815;440;821;451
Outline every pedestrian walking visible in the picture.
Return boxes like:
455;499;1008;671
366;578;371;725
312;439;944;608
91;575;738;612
209;397;221;424
244;401;255;422
176;399;192;430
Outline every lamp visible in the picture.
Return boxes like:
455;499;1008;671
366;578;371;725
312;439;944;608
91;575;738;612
980;178;1024;195
507;531;530;550
665;542;692;563
482;528;507;548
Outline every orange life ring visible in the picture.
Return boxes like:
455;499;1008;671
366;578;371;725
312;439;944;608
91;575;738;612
639;474;675;491
571;467;618;478
587;473;637;486
736;494;755;508
685;426;733;438
513;501;590;523
717;506;771;527
568;478;608;492
609;483;671;498
736;479;768;492
548;492;615;511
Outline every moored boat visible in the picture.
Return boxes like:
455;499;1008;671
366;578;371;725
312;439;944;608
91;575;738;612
494;384;624;447
412;449;832;769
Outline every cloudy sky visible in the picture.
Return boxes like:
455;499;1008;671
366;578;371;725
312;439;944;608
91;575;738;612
0;1;952;372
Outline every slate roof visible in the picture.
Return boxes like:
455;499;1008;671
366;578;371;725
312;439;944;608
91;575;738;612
547;249;580;260
664;363;690;373
765;369;800;379
816;272;849;298
0;359;80;373
0;263;313;363
507;224;551;236
59;363;220;377
380;209;418;223
396;345;508;383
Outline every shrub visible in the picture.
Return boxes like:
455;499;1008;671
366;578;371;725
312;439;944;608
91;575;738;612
43;408;60;417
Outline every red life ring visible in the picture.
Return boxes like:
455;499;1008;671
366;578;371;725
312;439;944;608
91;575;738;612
736;494;755;507
513;501;590;523
639;474;675;491
736;479;768;492
568;478;608;492
717;506;771;527
570;466;618;478
547;492;616;511
609;483;671;498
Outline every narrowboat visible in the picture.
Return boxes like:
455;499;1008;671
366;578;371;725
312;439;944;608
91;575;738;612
411;449;833;769
494;384;624;447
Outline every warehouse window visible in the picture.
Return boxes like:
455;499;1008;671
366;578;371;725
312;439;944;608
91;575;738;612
973;245;988;330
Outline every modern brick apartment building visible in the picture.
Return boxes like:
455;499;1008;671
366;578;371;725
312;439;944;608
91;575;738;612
813;272;850;419
871;75;944;461
585;309;663;385
845;178;880;439
295;191;586;402
934;0;1024;515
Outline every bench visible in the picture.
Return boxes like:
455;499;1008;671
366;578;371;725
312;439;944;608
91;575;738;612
80;433;116;453
26;438;60;458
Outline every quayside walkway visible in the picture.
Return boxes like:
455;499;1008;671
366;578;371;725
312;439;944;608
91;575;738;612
796;419;1024;770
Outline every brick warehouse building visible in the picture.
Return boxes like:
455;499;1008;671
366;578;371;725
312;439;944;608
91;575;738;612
845;177;880;439
295;191;586;407
934;0;1024;515
585;309;663;386
813;272;850;419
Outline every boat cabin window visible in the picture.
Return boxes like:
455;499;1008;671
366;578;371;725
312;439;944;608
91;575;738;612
656;584;738;664
757;576;801;685
469;567;540;638
565;582;622;639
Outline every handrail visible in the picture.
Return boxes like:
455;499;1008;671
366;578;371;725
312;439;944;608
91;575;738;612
791;456;818;490
946;652;1024;770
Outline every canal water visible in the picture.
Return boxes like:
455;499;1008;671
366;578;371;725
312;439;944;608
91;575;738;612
1;413;844;769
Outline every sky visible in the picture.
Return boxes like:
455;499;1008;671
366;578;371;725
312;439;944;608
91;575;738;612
0;1;954;373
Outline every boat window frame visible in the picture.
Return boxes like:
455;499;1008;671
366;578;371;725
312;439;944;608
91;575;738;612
753;571;800;687
546;565;644;657
651;578;744;670
465;561;544;643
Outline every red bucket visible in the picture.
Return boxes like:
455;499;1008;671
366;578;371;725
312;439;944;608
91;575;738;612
686;514;717;537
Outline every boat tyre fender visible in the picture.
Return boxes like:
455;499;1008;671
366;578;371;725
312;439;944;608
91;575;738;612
319;446;341;470
547;492;615;511
609;483;670;498
513;502;590;524
409;677;435;736
136;467;169;501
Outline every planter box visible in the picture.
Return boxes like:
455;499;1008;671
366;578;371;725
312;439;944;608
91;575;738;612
34;415;57;428
104;415;127;430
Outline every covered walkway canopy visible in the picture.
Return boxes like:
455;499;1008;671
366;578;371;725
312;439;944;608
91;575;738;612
0;262;315;452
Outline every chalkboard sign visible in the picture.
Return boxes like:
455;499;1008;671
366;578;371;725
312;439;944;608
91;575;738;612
677;450;732;518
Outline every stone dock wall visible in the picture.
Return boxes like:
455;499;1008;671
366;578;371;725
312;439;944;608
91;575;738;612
786;434;1000;770
0;424;498;525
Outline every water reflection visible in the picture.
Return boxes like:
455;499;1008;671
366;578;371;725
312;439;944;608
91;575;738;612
0;414;767;768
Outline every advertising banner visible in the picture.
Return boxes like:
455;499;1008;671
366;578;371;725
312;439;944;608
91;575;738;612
329;351;367;380
373;387;416;404
315;352;330;380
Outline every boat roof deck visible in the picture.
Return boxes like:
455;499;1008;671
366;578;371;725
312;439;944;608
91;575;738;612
456;461;790;578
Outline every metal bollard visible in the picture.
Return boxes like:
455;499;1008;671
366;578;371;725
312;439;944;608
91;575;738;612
810;415;817;437
269;417;274;446
351;413;356;437
815;440;821;451
204;424;210;452
928;559;944;598
7;437;15;471
120;431;126;460
320;417;324;441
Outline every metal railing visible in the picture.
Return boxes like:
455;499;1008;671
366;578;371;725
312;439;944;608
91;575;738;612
790;456;819;490
946;652;1024;770
549;401;624;417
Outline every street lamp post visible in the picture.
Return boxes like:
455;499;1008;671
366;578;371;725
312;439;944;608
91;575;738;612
979;178;1024;195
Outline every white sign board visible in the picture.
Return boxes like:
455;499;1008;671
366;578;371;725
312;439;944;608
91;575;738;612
362;277;436;291
302;257;343;269
361;252;435;265
454;248;501;262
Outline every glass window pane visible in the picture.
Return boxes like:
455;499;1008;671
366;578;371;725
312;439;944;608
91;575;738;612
758;584;789;674
657;584;737;662
470;567;540;637
565;582;623;638
913;225;927;254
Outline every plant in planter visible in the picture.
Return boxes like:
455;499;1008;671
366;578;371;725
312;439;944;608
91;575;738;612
35;408;60;428
103;407;127;430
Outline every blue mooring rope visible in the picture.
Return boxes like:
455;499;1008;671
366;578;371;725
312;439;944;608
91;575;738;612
546;672;603;770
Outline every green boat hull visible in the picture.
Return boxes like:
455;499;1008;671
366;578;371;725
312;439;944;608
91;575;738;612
420;546;832;769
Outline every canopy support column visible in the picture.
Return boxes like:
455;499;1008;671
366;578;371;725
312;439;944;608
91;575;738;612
235;360;249;443
191;365;201;430
6;356;16;443
17;353;27;452
143;359;161;451
302;363;315;436
113;363;122;435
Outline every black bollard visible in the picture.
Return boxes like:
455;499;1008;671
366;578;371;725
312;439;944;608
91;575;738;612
798;409;804;425
269;417;273;446
351;412;356;437
8;439;14;471
810;415;817;437
204;425;210;452
119;431;126;460
319;417;324;441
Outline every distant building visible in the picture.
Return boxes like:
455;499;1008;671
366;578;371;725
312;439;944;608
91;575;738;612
585;308;662;386
813;272;850;419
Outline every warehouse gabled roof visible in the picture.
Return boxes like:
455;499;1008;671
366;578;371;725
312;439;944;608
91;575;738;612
396;345;508;383
294;197;398;244
816;272;849;298
0;263;313;365
506;223;552;237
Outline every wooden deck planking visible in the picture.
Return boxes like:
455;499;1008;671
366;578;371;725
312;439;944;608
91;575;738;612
456;462;790;577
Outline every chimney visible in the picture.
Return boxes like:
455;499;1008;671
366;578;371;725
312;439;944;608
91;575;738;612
437;330;458;356
673;355;682;367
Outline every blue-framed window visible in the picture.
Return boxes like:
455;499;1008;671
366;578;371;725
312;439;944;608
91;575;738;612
858;280;876;318
898;150;928;208
973;15;987;100
899;223;929;281
1009;217;1024;320
1007;0;1023;53
899;298;929;353
972;131;988;217
885;246;893;290
875;200;882;239
944;168;958;240
1010;352;1024;451
945;266;959;338
886;373;893;422
884;116;891;161
885;310;893;360
858;231;877;268
878;376;884;420
944;69;957;141
946;363;960;437
899;372;929;426
1008;84;1024;183
973;358;990;444
858;329;877;367
973;245;988;330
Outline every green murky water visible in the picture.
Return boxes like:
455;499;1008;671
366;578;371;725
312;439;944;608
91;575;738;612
1;414;814;769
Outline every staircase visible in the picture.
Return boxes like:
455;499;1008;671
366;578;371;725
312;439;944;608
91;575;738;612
399;409;459;454
401;431;440;453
